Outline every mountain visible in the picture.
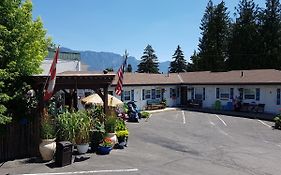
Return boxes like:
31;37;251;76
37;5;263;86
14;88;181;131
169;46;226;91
60;47;170;73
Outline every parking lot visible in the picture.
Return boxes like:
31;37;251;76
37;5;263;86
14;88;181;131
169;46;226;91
1;109;281;175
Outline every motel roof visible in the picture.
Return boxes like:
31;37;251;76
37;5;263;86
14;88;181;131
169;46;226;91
112;69;281;86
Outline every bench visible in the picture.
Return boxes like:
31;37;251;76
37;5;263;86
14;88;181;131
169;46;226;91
187;99;203;108
146;99;165;110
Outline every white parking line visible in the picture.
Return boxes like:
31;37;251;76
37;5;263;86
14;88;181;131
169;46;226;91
277;144;281;148
182;111;186;124
258;120;272;128
215;115;227;126
19;168;139;175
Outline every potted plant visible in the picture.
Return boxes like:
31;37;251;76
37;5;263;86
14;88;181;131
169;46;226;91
97;138;114;155
274;114;281;129
115;118;129;146
104;115;117;144
74;110;93;154
39;108;56;161
56;110;76;143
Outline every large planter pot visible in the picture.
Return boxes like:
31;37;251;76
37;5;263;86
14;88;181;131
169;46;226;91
77;143;89;154
39;138;56;161
105;133;117;145
97;146;112;155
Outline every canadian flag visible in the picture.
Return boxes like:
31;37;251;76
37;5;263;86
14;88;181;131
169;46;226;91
43;47;59;101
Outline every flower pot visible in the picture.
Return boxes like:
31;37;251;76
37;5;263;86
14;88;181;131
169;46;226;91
39;138;56;161
77;143;89;154
117;136;128;147
97;146;112;155
105;133;117;145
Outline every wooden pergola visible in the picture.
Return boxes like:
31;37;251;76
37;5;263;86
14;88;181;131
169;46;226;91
31;71;116;114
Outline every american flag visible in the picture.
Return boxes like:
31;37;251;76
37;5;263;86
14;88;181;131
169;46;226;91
43;47;59;101
115;51;128;96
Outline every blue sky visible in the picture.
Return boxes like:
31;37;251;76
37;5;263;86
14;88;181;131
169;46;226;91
32;0;265;62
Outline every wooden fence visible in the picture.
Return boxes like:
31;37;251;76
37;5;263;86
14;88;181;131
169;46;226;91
0;117;40;162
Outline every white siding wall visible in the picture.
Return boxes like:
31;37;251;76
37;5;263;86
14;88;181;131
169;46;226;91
189;85;280;114
109;85;179;110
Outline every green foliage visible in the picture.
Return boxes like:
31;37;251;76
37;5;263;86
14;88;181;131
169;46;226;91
0;0;50;125
137;45;159;73
56;110;93;144
140;111;150;118
104;116;117;133
41;108;56;139
259;0;281;69
274;114;281;129
169;45;187;73
228;0;261;70
116;130;129;138
115;118;127;131
193;0;230;72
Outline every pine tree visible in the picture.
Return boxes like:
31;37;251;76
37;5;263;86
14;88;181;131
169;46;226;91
260;0;281;69
126;64;132;72
169;45;187;73
196;0;230;71
228;0;261;70
137;45;159;73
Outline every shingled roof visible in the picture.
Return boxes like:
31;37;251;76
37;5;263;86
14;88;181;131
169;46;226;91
111;73;182;86
112;69;281;86
179;69;281;85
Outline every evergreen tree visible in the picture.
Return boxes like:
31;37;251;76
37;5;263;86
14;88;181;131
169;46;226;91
260;0;281;69
126;64;132;72
137;45;159;73
228;0;261;70
0;0;50;124
196;0;230;71
187;51;201;72
169;45;187;73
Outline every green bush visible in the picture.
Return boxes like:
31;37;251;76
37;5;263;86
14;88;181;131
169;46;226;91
141;111;150;118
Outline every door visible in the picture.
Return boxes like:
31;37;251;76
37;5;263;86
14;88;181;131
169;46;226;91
180;86;187;105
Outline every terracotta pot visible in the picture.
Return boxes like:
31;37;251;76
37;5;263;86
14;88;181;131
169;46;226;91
39;138;56;161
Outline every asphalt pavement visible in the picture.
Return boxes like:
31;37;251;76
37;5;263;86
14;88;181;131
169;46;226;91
1;109;281;175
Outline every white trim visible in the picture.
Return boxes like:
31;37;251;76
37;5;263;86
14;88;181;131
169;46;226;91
215;115;227;126
18;168;139;175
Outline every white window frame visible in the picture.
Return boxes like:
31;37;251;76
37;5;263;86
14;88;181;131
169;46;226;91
124;90;131;101
244;88;255;100
145;90;151;99
220;88;230;100
156;89;161;99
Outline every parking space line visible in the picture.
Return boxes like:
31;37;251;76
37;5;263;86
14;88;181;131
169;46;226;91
182;111;186;124
258;120;272;128
215;115;227;126
19;168;139;175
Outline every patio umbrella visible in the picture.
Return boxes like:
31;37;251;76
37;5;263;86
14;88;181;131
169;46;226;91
81;94;123;107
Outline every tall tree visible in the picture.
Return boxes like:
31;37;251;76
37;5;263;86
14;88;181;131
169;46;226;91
169;45;187;73
260;0;281;69
0;0;50;124
137;45;159;73
187;51;201;72
195;0;230;71
228;0;261;70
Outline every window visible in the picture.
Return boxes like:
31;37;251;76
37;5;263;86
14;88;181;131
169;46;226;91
152;89;156;99
156;89;161;99
216;88;220;99
277;89;280;105
170;88;176;98
145;90;151;99
256;88;260;101
244;89;255;100
195;87;204;100
131;90;134;101
124;91;130;101
220;88;230;99
230;88;234;99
